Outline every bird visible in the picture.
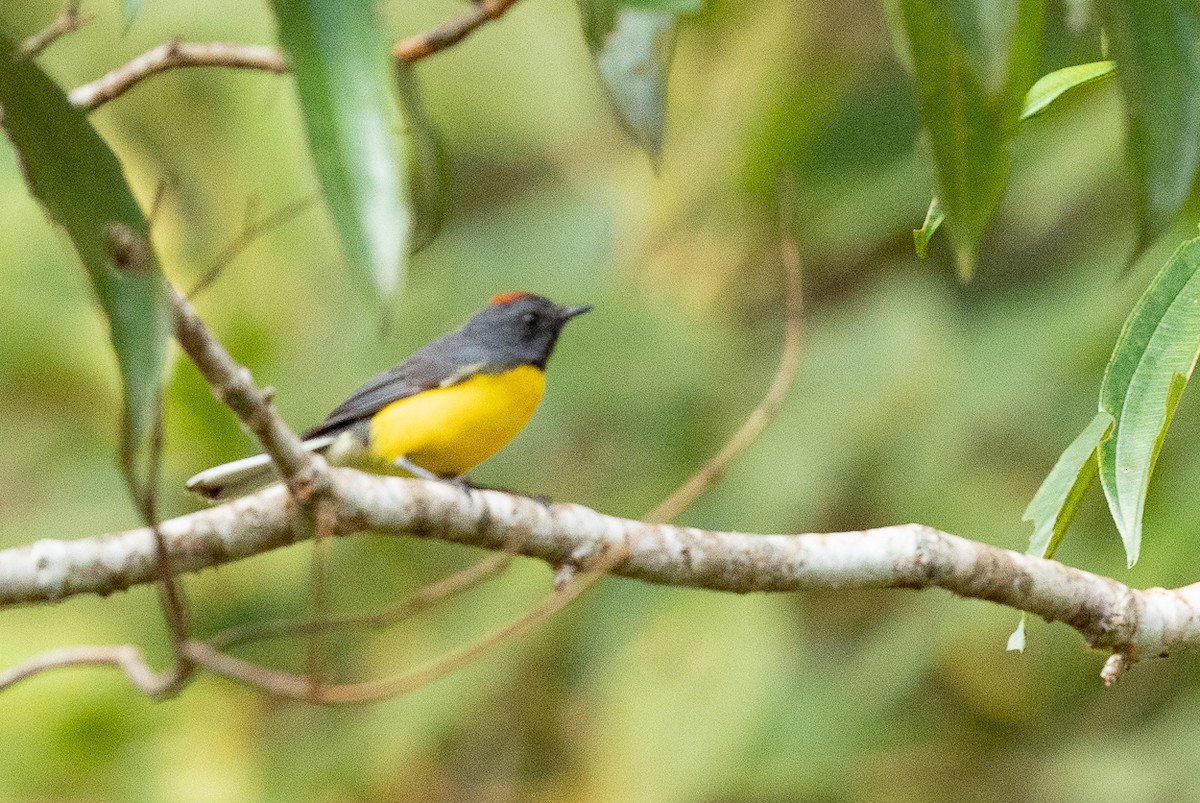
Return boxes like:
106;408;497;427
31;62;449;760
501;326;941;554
186;292;591;500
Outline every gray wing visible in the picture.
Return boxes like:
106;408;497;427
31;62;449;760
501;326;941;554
299;332;488;439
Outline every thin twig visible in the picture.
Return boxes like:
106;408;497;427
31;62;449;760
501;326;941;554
67;0;526;113
0;645;188;697
645;184;805;524
17;1;92;60
166;283;324;499
68;40;287;111
135;393;191;658
209;545;516;650
393;0;524;62
305;501;335;700
185;542;629;704
187;195;315;300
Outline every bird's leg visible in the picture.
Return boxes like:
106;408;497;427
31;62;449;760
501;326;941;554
392;457;547;506
393;455;445;483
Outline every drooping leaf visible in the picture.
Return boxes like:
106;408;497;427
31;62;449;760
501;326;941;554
0;35;169;492
901;0;1043;278
1023;411;1113;559
394;62;448;253
577;0;680;164
1099;236;1200;566
269;0;411;302
1020;60;1115;121
1009;410;1112;652
1098;1;1200;252
882;0;915;71
122;0;145;30
913;196;945;258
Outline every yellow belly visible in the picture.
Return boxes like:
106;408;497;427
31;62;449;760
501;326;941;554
367;365;546;477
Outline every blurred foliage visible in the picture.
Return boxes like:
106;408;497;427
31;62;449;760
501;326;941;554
4;0;1200;801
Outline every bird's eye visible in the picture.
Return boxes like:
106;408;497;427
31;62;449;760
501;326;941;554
522;312;537;325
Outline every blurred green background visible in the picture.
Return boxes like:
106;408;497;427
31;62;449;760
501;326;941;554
4;0;1200;800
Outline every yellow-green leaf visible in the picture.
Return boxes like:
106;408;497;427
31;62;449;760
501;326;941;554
1020;60;1116;121
1023;411;1113;560
913;196;945;259
1099;236;1200;566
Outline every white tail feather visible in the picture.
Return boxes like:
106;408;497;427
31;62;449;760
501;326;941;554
186;435;338;501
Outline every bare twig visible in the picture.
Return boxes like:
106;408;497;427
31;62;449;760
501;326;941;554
209;544;517;650
187;195;315;300
17;1;92;60
66;0;526;113
185;542;628;704
68;40;287;111
0;645;189;697
166;284;325;500
393;0;524;62
305;501;335;700
646;189;804;524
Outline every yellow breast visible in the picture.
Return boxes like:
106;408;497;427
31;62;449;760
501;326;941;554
366;364;546;477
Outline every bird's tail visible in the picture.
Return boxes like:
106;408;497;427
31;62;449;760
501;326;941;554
186;435;338;501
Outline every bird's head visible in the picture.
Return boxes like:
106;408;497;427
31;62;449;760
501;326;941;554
463;292;591;368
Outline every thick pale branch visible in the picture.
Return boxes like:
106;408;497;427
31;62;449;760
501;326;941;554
3;468;1199;672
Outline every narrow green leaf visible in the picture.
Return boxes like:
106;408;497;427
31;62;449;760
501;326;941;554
122;0;145;30
1006;615;1026;652
1009;410;1111;652
394;63;448;253
882;0;915;71
901;0;1043;276
269;0;411;302
1020;61;1115;121
1098;0;1200;250
1023;411;1112;559
1098;236;1200;566
913;196;945;258
0;35;169;491
577;1;679;164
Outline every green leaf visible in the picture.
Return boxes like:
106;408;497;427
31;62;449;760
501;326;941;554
901;0;1043;277
1023;411;1113;559
1009;411;1111;653
913;196;945;258
1020;60;1116;121
394;62;448;253
0;35;169;492
1099;236;1200;567
1098;0;1200;250
578;1;679;164
122;0;145;30
269;0;411;302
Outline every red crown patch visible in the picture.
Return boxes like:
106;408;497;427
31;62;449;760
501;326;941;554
488;291;532;306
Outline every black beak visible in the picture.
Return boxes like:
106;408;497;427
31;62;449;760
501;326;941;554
559;304;592;320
